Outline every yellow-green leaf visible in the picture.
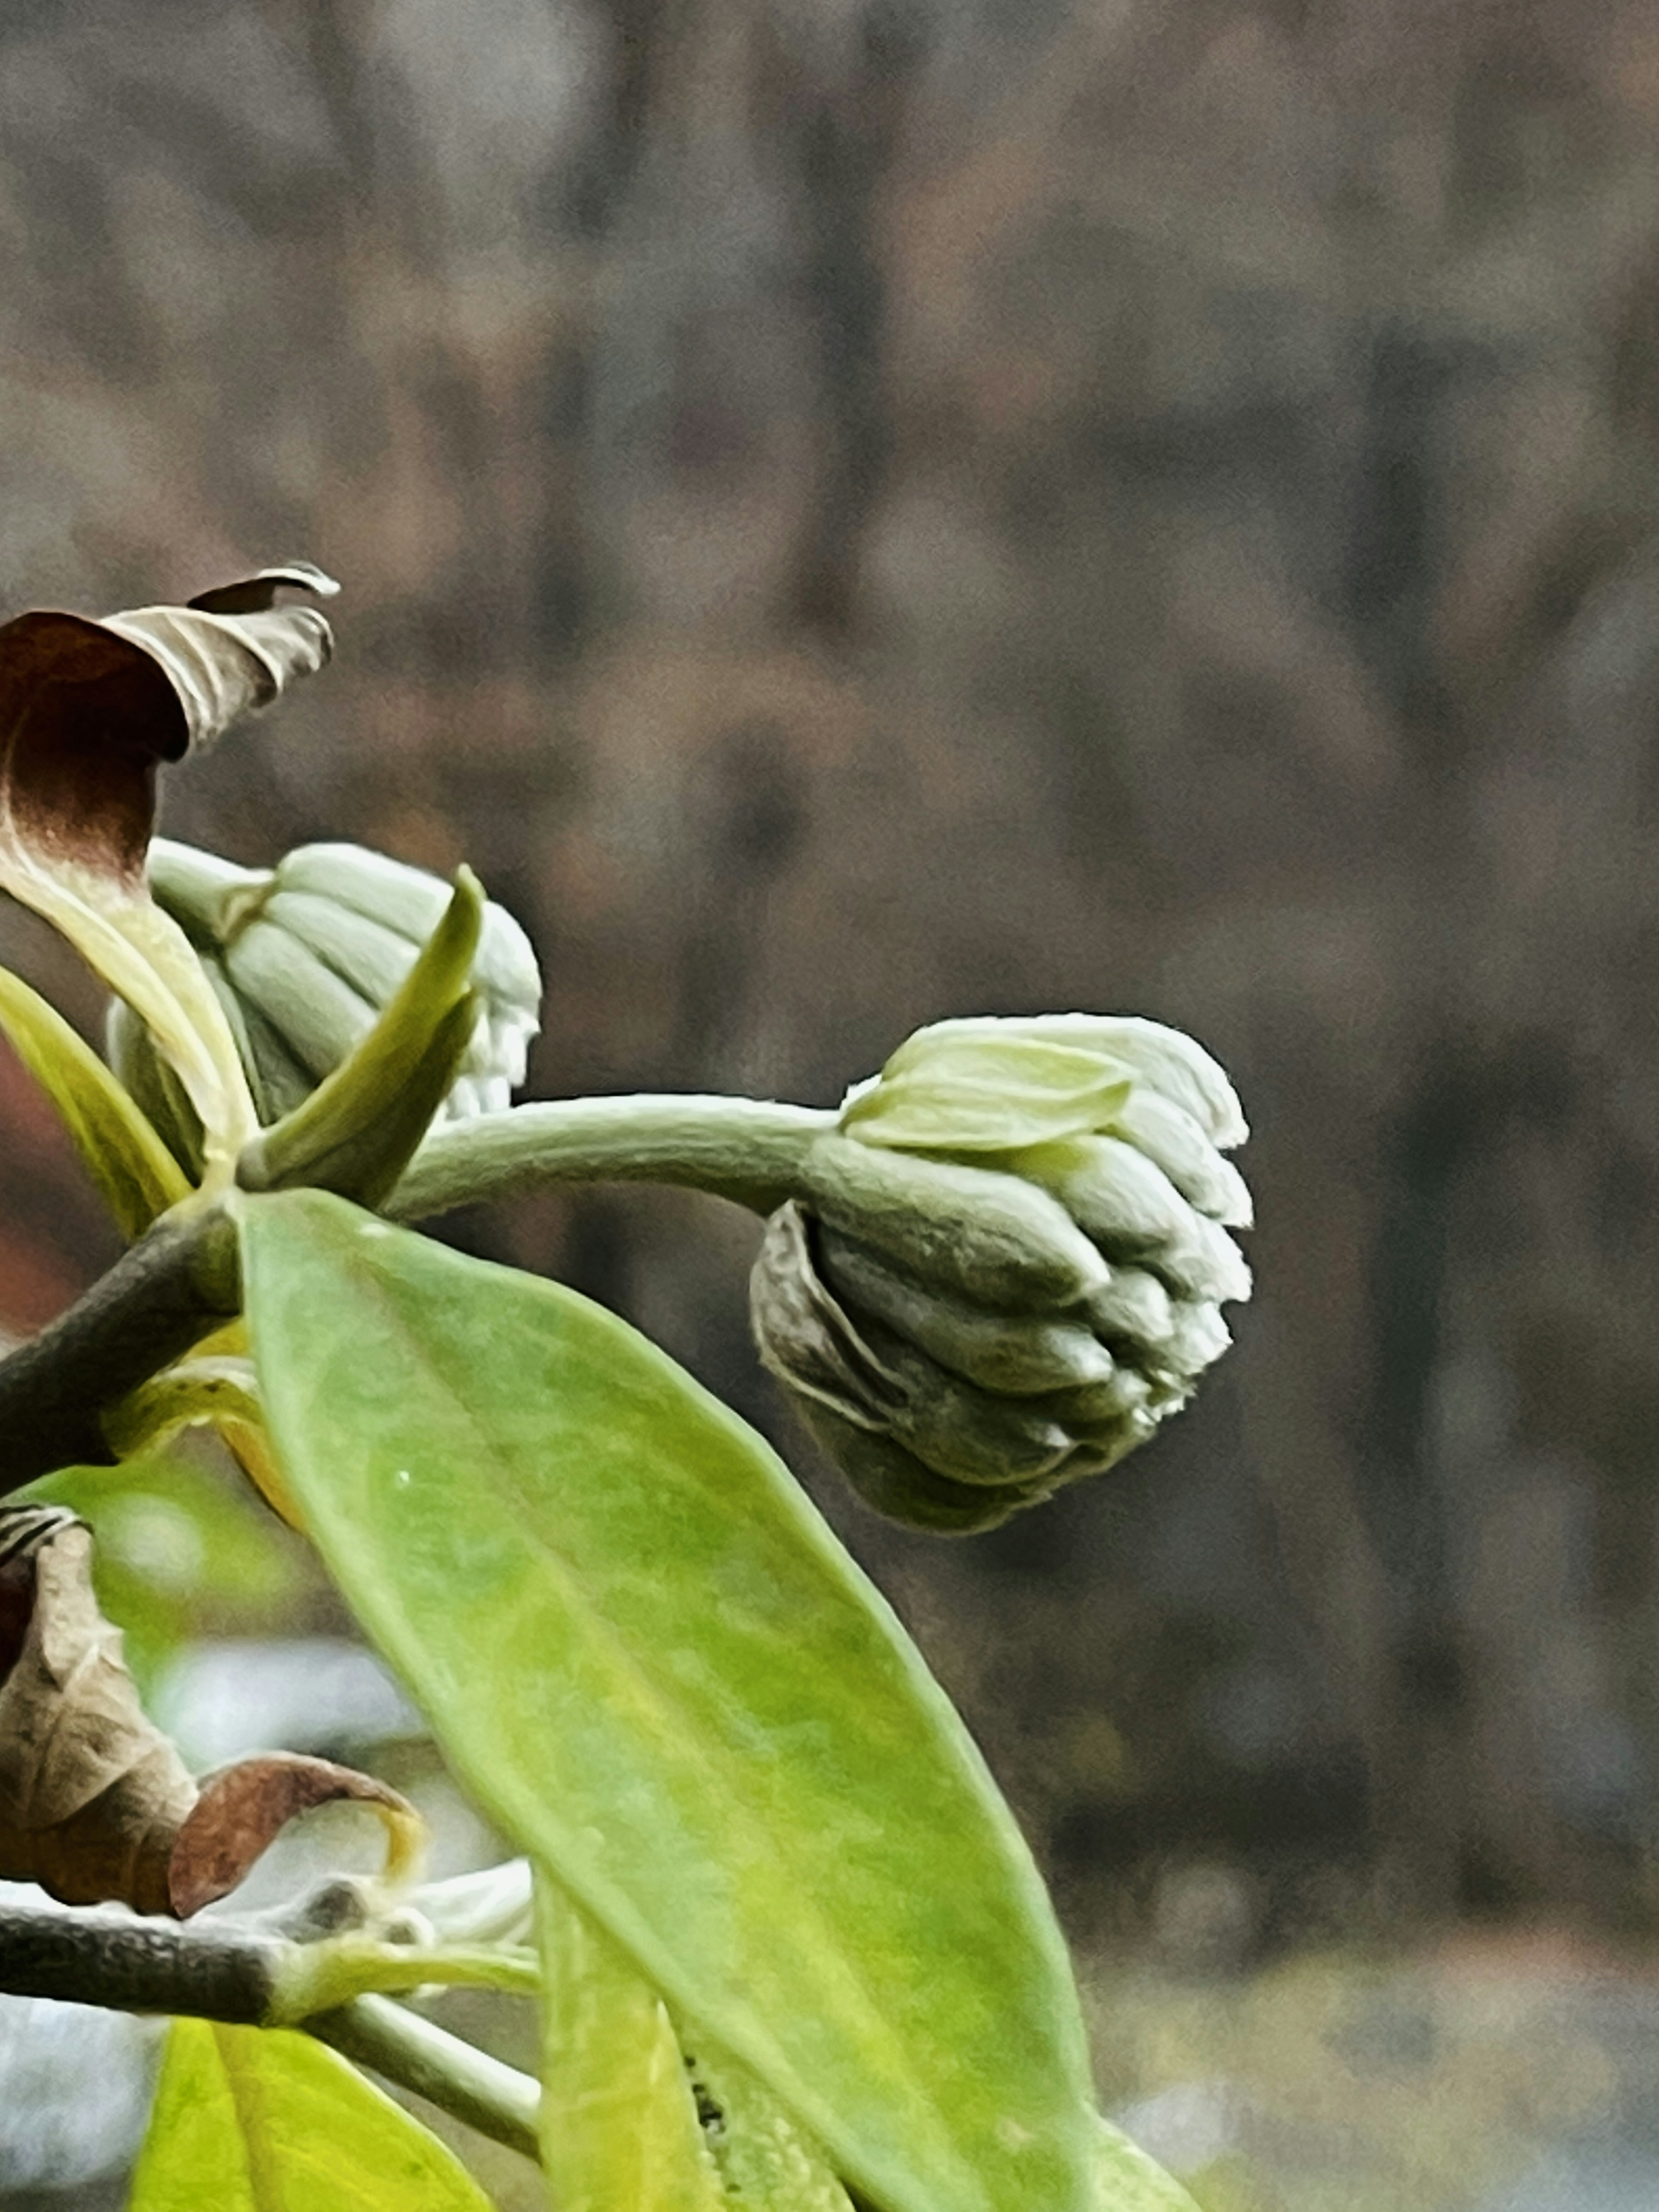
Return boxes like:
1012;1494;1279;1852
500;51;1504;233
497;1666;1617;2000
241;1192;1108;2212
540;1874;728;2212
673;2025;855;2212
129;2019;496;2212
0;960;188;1236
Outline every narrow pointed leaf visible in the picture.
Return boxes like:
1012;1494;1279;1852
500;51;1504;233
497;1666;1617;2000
0;569;336;1171
540;1874;729;2212
0;960;188;1236
129;2018;494;2212
242;1192;1106;2212
237;871;484;1208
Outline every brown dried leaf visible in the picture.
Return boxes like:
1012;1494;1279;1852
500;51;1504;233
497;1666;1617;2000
0;566;338;1171
0;1505;422;1918
169;1754;425;1919
0;1508;194;1913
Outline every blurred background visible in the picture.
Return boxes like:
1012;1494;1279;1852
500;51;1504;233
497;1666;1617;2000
6;0;1659;2204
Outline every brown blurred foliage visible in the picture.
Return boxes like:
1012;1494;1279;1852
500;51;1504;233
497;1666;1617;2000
4;0;1659;1946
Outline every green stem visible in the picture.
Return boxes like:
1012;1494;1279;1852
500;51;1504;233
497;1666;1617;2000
390;1096;836;1222
309;1996;541;2162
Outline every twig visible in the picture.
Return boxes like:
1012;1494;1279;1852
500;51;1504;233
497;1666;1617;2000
0;1894;542;2162
0;1894;279;2021
0;1204;238;1490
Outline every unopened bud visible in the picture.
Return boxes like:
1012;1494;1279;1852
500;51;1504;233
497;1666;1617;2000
114;839;541;1160
751;1014;1251;1532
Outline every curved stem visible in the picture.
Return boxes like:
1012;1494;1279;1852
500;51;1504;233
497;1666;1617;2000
310;1995;541;2162
390;1096;836;1223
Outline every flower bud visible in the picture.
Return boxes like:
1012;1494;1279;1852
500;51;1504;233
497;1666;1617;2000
113;839;541;1159
750;1014;1250;1532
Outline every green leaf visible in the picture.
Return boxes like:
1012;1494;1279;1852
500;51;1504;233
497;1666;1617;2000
241;1192;1104;2212
539;1873;728;2212
129;2018;496;2212
0;960;189;1236
101;1338;305;1529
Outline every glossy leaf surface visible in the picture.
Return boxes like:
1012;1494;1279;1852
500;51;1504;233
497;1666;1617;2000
242;1191;1105;2212
129;2018;494;2212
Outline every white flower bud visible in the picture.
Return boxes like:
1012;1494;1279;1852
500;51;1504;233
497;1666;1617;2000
750;1013;1250;1532
121;839;541;1150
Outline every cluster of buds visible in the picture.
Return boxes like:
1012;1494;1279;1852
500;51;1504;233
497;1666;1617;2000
104;826;1251;1541
111;839;541;1161
751;1016;1251;1532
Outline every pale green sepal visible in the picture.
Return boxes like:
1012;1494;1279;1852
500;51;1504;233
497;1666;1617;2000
843;1036;1132;1153
540;1872;729;2212
817;1227;1115;1395
147;838;272;948
238;871;484;1209
129;2017;495;2212
890;1016;1247;1150
0;961;190;1236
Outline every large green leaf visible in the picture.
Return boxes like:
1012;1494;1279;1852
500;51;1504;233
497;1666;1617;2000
670;2013;856;2211
540;1866;856;2212
128;2018;496;2212
240;1191;1104;2212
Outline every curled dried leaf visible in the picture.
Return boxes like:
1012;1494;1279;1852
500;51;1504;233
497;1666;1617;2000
169;1753;425;1919
0;568;338;1173
0;1505;420;1916
0;1508;195;1912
